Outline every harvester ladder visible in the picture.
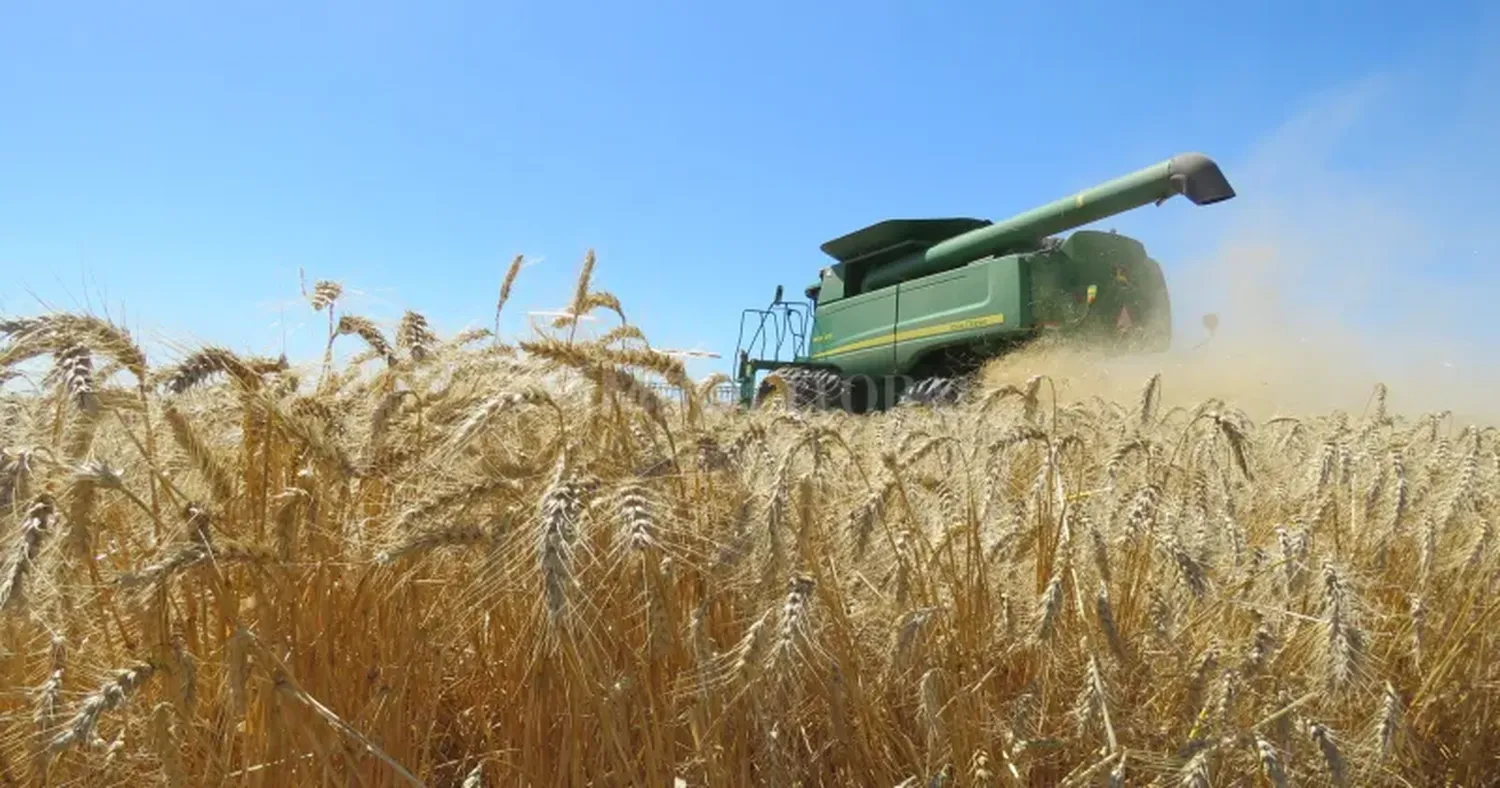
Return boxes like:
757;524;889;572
732;286;811;372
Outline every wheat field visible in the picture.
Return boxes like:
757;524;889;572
1;257;1498;787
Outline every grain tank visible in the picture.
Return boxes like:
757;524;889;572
730;152;1236;410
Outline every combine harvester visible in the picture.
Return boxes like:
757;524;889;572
730;152;1237;411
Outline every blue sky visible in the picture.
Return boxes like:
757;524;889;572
3;0;1499;383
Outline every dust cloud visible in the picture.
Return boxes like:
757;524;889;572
985;48;1500;428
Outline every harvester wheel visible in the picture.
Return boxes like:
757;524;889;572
899;376;968;408
754;367;847;411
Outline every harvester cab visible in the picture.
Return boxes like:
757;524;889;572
730;152;1237;412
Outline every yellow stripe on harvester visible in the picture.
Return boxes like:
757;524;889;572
808;313;1006;359
807;331;894;359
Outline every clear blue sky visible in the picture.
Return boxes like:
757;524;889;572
3;0;1499;381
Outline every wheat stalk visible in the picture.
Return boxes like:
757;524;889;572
1;260;1499;786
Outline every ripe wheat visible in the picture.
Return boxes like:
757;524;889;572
1;256;1498;786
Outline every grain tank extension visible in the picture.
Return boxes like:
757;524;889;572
730;152;1236;411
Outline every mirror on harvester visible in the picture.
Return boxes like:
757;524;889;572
1202;313;1219;336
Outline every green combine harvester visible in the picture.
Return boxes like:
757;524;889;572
730;152;1237;411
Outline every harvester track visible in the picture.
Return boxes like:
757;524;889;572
897;376;968;408
754;366;848;410
755;366;972;412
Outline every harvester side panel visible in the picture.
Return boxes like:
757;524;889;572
804;285;897;378
893;256;1030;375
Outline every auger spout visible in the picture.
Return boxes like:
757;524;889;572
858;153;1235;292
926;152;1234;267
